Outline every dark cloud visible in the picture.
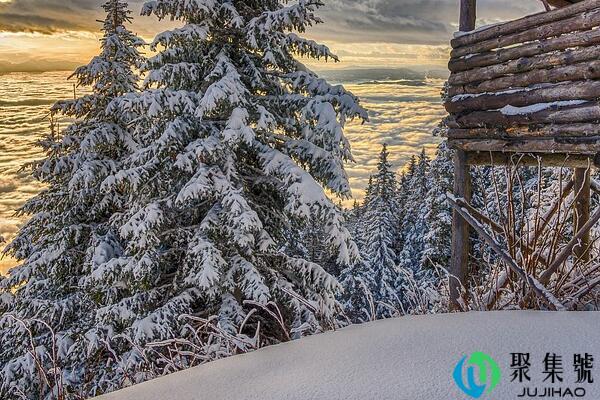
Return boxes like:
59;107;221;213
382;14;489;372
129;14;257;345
0;13;87;33
0;0;545;44
313;0;545;44
0;0;151;34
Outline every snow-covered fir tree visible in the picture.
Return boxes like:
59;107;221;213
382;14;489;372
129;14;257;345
55;0;362;395
339;177;375;322
397;148;430;272
2;0;369;397
341;144;450;319
421;142;453;269
0;1;144;398
343;144;401;318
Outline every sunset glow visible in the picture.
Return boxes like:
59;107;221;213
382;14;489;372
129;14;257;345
0;0;545;274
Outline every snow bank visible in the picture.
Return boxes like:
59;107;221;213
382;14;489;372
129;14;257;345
96;312;600;400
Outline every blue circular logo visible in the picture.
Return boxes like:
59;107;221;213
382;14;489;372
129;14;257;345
453;352;501;398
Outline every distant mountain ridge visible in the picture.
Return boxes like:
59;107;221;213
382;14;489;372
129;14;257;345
315;67;449;84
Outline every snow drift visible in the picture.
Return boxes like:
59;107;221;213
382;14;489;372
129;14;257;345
97;311;600;400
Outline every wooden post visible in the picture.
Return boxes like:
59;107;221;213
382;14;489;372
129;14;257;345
573;167;591;262
450;0;475;312
450;150;472;311
460;0;477;32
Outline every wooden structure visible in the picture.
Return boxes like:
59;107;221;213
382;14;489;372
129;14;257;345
445;0;600;311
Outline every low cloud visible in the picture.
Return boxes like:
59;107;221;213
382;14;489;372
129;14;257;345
0;179;17;194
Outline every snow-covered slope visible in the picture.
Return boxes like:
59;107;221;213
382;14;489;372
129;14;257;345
97;312;600;400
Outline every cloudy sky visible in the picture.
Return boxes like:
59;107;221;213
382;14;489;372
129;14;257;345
0;0;549;272
0;0;545;72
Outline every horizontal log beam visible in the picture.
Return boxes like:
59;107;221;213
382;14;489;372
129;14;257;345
446;102;600;128
464;152;597;167
449;27;600;73
447;124;600;139
451;9;600;58
448;137;600;154
446;81;600;113
449;45;600;86
451;0;600;48
449;59;600;96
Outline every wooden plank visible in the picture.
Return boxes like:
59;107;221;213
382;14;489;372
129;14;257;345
447;195;566;310
573;167;591;262
448;137;600;154
446;81;600;113
451;8;600;58
449;45;600;86
451;0;600;48
446;102;600;129
464;152;595;167
449;59;600;96
459;0;477;32
449;28;600;73
450;150;471;311
447;123;600;139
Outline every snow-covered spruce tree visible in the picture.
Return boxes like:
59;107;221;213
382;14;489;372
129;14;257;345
339;177;376;322
399;149;430;269
421;142;453;269
0;1;144;398
358;144;401;317
90;0;366;390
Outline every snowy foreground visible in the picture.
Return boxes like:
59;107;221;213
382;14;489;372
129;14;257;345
97;312;600;400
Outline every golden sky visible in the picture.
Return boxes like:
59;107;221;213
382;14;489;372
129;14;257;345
0;0;546;275
0;0;545;72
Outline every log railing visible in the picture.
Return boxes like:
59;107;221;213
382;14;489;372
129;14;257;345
445;0;600;152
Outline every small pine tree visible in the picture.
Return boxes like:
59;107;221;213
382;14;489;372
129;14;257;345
397;148;430;271
422;142;453;269
0;1;144;397
345;145;401;318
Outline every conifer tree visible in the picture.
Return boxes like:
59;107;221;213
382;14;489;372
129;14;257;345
359;145;401;317
339;177;374;322
0;1;144;397
397;148;430;271
93;0;365;391
422;142;453;269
